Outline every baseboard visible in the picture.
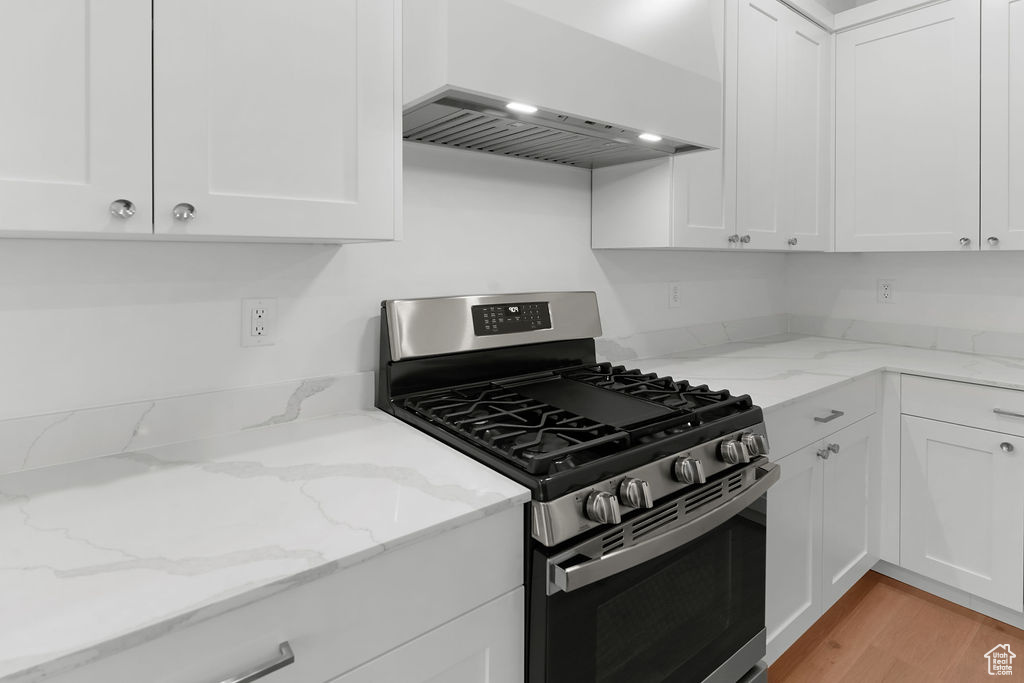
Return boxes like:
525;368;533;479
872;560;1024;630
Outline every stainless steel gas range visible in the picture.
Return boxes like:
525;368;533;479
376;291;779;683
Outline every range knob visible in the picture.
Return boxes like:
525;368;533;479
618;477;654;509
673;457;707;486
719;440;750;465
584;491;622;525
741;432;770;456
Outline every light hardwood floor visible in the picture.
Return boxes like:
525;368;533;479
769;571;1024;682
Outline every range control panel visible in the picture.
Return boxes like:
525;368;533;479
472;302;552;336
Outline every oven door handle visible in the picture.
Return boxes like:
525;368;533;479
547;462;780;595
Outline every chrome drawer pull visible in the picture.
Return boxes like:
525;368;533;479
219;642;295;683
993;408;1024;420
813;409;845;424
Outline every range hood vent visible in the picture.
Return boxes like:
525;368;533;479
403;91;707;169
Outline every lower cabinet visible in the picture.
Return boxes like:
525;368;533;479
44;507;523;683
901;415;1024;611
330;589;524;683
766;416;880;662
766;441;822;662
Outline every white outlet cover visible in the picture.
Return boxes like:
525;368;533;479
241;298;277;347
668;282;682;309
877;279;895;304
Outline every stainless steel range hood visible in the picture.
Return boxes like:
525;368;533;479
403;91;705;169
403;0;723;169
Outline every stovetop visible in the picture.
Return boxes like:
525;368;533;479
377;293;766;504
400;362;758;488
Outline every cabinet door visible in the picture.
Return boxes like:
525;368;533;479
153;0;398;242
836;0;980;252
901;416;1024;611
330;589;524;683
0;0;151;235
766;443;823;663
734;0;830;252
821;417;880;609
981;0;1024;250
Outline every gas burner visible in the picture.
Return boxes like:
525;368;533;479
404;386;630;475
565;363;751;420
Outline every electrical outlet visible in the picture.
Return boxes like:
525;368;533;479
668;282;682;309
877;279;895;304
242;298;277;347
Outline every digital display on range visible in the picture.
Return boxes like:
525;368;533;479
472;302;552;336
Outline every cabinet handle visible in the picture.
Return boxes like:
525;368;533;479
817;447;831;460
988;236;1000;246
1001;442;1015;453
993;408;1024;420
740;234;751;244
787;237;798;246
813;409;845;424
219;642;295;683
109;199;136;219
728;234;741;244
959;237;972;247
173;203;196;221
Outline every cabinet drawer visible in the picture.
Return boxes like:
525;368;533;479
764;375;878;458
902;375;1024;438
47;507;523;683
331;589;524;683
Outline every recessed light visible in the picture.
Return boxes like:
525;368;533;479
506;102;539;114
639;132;663;142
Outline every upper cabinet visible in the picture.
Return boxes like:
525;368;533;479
835;0;980;252
592;0;832;251
154;0;399;241
0;0;152;236
0;0;400;243
736;0;832;251
981;0;1024;251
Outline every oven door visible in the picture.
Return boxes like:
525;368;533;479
529;461;779;683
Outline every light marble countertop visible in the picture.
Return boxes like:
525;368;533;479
7;334;1024;682
0;411;529;682
637;334;1024;412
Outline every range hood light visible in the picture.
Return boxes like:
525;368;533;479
506;101;539;114
638;132;663;143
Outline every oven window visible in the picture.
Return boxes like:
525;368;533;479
533;507;765;683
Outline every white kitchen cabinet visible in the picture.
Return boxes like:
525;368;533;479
331;589;524;683
766;442;823;663
820;416;880;608
981;0;1024;251
835;0;980;252
766;415;880;663
735;0;832;251
0;0;152;235
592;0;830;252
153;0;399;241
0;1;398;242
900;415;1024;611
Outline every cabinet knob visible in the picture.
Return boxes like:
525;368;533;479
828;442;840;454
1001;442;1015;453
740;234;752;244
816;447;831;460
172;203;196;221
787;237;798;246
988;236;1000;247
959;237;972;247
728;234;741;244
109;199;136;219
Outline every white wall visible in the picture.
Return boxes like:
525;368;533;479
786;251;1024;334
2;144;786;420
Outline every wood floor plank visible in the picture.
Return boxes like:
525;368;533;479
769;571;1024;683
